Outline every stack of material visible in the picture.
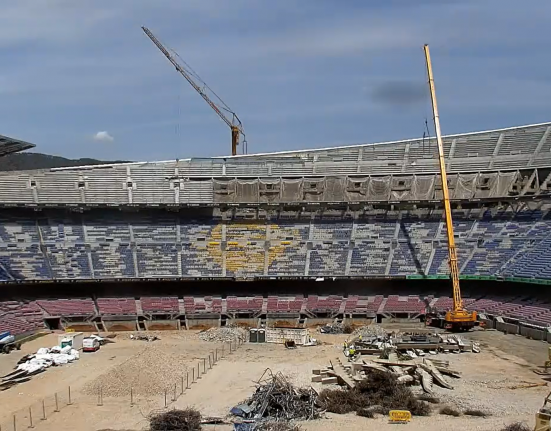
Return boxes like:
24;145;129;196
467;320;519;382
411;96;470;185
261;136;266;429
199;326;248;343
1;346;80;390
345;328;480;356
312;359;355;388
231;370;321;425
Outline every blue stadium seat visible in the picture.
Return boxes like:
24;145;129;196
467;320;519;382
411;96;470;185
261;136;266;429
0;209;548;281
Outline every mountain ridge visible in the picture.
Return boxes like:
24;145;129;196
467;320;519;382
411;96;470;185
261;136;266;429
0;152;130;171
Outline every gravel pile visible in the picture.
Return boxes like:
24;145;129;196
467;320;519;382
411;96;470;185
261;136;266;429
82;346;189;397
198;326;248;343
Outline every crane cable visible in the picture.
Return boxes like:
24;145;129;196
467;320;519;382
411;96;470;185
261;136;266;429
166;44;247;153
169;48;248;155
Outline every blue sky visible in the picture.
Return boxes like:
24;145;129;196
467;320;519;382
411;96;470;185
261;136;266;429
0;0;550;161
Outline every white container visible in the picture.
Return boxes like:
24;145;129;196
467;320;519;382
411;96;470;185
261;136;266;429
265;328;309;345
58;332;84;351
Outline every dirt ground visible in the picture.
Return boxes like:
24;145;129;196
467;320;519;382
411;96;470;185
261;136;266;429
0;326;548;431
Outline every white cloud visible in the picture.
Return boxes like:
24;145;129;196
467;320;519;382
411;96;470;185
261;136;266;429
93;131;114;142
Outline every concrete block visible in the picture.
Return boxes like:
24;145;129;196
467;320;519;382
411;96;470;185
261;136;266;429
321;377;338;385
311;375;323;382
312;369;321;375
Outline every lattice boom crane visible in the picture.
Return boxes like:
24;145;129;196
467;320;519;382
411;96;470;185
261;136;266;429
423;44;477;331
142;26;246;156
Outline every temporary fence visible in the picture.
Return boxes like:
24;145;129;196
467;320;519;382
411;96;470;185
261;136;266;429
0;338;244;430
119;339;243;409
0;386;73;431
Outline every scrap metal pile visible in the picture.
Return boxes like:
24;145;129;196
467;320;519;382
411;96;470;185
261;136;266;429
231;369;322;428
1;345;80;391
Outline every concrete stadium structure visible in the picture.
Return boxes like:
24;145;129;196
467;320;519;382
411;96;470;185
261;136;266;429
1;121;551;337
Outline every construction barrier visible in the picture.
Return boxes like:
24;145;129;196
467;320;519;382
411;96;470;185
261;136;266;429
496;321;519;335
519;325;546;341
0;386;72;431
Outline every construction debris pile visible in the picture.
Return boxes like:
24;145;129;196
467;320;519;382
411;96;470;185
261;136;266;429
350;325;388;339
1;345;80;391
130;334;159;342
319;322;353;334
199;325;248;343
317;368;431;417
82;346;189;397
354;356;460;395
313;354;460;399
231;370;321;428
345;326;480;356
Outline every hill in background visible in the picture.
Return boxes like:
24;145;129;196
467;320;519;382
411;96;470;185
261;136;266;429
0;153;130;171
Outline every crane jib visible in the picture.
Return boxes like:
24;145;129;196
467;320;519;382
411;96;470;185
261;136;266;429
142;26;245;156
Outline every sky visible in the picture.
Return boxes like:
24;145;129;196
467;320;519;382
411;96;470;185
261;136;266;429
0;0;550;161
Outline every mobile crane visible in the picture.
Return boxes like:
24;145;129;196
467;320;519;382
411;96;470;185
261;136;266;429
424;44;477;331
142;26;246;156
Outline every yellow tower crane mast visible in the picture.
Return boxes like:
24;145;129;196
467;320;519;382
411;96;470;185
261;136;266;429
142;26;246;156
423;44;477;331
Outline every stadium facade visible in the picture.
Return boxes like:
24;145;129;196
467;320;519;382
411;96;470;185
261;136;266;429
1;122;551;334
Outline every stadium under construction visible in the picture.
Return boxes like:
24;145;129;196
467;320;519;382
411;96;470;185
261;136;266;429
0;120;550;338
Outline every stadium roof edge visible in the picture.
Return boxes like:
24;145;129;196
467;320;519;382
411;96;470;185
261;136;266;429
50;159;192;172
215;120;551;159
0;133;36;157
43;120;551;172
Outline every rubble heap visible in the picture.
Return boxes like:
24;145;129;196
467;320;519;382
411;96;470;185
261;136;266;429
349;325;390;340
231;370;322;425
319;322;354;334
318;356;461;396
198;325;248;343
